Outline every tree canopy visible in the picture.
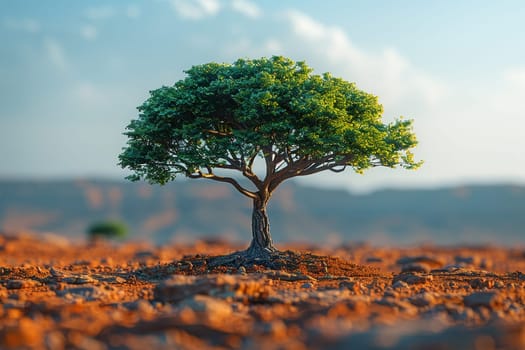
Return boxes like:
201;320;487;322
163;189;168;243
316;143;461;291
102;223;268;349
119;56;420;198
119;56;421;256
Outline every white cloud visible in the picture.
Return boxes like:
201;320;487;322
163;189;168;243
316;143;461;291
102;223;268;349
503;67;525;88
85;6;115;20
231;0;261;18
72;82;108;106
43;38;68;71
264;39;282;52
80;25;98;40
170;0;221;20
283;11;445;110
3;18;40;33
126;5;141;19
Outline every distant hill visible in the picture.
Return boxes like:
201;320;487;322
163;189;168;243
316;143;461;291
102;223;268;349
0;179;524;245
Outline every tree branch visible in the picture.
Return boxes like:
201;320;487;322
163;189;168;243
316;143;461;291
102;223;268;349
189;171;257;199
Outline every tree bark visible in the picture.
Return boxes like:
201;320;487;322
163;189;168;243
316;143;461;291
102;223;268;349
246;194;276;257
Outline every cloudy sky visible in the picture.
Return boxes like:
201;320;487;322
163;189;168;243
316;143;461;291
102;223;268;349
1;0;525;193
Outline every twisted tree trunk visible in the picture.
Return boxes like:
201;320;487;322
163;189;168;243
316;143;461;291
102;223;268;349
246;194;276;257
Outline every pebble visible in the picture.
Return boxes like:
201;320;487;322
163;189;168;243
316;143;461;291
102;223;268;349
6;279;38;289
470;278;494;289
339;281;361;293
409;292;436;307
396;255;443;268
56;286;106;301
62;275;96;284
401;263;431;273
177;295;233;324
365;256;383;263
454;255;479;266
464;292;501;309
392;280;409;289
394;273;433;285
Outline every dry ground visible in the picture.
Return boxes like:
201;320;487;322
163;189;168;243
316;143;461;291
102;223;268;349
1;232;525;349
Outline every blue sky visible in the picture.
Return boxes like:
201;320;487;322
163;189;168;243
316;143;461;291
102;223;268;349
1;0;525;193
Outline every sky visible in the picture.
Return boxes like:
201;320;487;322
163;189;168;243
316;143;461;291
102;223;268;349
1;0;525;193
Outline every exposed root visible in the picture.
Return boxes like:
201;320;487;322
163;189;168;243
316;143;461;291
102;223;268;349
207;247;279;268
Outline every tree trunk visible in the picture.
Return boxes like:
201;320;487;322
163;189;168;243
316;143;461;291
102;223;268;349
246;195;276;257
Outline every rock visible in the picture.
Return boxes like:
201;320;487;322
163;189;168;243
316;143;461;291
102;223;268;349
50;267;65;277
301;282;313;289
464;292;502;309
44;331;66;350
409;292;436;307
365;256;383;263
470;278;494;289
6;279;38;289
392;280;409;289
238;266;247;274
62;275;96;284
154;274;270;303
375;297;418;315
454;255;479;266
124;300;155;314
56;286;106;301
432;264;464;273
494;280;505;289
261;320;288;339
394;273;433;285
264;270;316;282
339;281;361;293
401;263;431;273
396;256;443;268
177;295;232;323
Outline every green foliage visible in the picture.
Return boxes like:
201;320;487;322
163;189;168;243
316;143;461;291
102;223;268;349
87;221;128;240
119;56;421;195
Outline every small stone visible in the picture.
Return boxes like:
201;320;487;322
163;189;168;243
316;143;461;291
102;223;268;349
494;280;505;289
464;291;501;309
409;292;436;307
56;286;106;301
394;273;433;285
365;256;383;263
339;281;361;293
470;278;494;289
301;282;313;289
50;267;64;277
6;280;37;289
62;275;96;284
401;263;431;273
375;297;418;315
392;280;409;289
238;266;247;275
261;320;287;339
45;331;66;350
396;255;443;268
178;295;232;324
454;255;479;266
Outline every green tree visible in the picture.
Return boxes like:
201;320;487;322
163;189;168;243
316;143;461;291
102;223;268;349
119;56;421;258
87;220;128;241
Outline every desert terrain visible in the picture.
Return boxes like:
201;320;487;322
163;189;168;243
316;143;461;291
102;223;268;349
1;232;525;349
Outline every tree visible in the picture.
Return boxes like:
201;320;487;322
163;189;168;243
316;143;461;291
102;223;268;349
119;56;421;258
87;220;128;242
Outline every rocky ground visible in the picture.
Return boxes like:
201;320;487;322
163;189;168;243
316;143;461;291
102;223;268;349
1;232;525;349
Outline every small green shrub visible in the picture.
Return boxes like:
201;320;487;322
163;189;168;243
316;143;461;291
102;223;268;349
87;220;128;241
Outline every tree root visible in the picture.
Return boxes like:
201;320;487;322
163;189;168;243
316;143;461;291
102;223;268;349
207;247;280;269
